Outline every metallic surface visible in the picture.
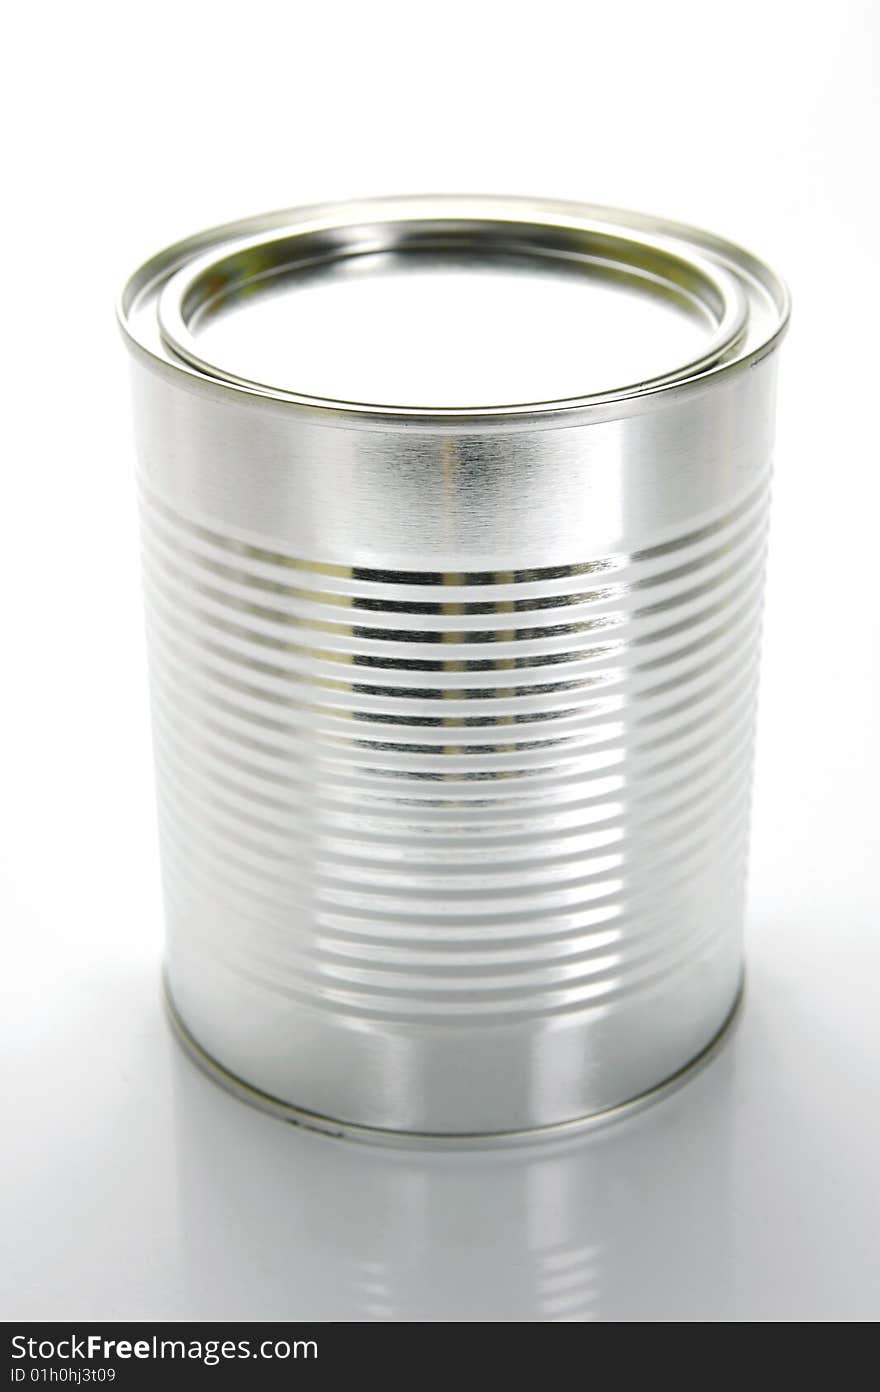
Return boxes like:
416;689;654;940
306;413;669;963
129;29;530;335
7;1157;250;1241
165;973;745;1147
119;196;788;1139
156;214;749;407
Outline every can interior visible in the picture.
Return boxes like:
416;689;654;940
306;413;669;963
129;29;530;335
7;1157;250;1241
156;217;747;410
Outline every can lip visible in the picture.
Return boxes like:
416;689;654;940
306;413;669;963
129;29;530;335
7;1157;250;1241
119;194;790;425
164;974;745;1149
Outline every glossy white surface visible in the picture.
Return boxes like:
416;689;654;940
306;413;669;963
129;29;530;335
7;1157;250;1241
3;0;879;1321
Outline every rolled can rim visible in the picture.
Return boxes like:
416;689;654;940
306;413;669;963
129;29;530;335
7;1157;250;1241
118;194;790;428
164;972;745;1151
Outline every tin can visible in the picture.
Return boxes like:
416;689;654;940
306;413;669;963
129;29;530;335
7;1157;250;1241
119;196;788;1142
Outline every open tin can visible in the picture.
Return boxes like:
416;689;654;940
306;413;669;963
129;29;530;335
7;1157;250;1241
119;196;789;1143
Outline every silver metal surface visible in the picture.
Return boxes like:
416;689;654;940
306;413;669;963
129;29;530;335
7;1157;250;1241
164;972;745;1148
119;195;789;1140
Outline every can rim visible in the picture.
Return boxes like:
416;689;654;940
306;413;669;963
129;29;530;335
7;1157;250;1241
164;973;745;1150
119;194;790;424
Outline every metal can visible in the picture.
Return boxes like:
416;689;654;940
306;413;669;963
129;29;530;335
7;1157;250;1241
119;196;789;1142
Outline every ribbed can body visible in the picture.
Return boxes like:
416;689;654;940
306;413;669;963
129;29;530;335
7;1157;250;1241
130;347;780;1137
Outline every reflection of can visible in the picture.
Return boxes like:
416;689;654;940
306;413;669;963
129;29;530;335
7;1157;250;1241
120;196;789;1142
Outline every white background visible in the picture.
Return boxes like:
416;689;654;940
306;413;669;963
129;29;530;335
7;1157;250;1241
2;0;878;1321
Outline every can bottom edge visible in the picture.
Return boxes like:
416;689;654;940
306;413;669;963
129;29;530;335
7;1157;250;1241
162;974;744;1151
